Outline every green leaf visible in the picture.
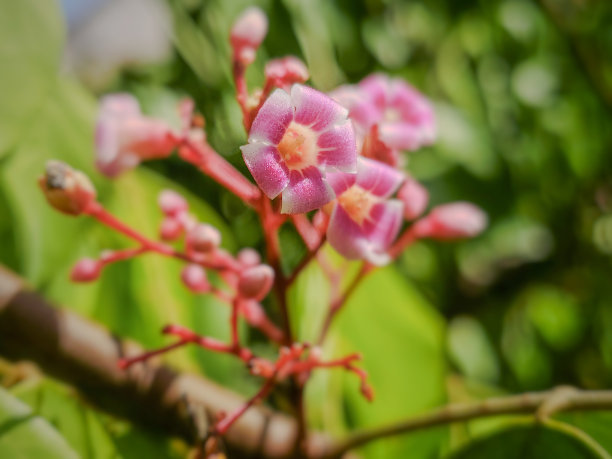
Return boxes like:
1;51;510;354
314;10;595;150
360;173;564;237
448;421;609;459
0;0;63;156
0;386;77;459
558;412;612;455
307;267;448;458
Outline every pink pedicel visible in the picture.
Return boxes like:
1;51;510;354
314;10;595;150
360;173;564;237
397;176;429;221
326;158;405;265
413;202;487;240
230;7;268;65
264;56;309;90
241;84;357;214
331;74;436;165
95;94;178;177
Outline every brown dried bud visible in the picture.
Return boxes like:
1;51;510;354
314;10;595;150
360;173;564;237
39;161;96;215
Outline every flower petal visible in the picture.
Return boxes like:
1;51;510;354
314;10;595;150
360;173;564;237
363;200;404;248
317;120;357;172
356;158;404;198
325;170;356;196
249;89;293;145
241;143;289;199
281;167;335;214
99;93;141;119
327;204;367;259
291;84;348;132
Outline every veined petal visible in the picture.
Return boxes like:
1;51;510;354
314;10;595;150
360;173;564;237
378;122;426;151
291;84;348;132
241;143;289;199
326;170;357;196
317;120;357;172
363;200;404;248
281;167;335;214
249;89;293;145
327;204;367;259
356;158;404;198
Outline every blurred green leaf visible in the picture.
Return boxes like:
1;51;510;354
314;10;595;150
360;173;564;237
0;0;63;156
0;386;77;459
448;421;608;459
308;267;448;458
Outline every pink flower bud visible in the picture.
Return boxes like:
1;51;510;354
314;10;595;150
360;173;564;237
39;161;96;216
312;209;329;234
237;248;261;267
237;265;274;301
181;264;210;293
159;217;183;241
397;177;429;220
186;224;221;253
158;190;188;216
70;258;102;282
264;56;309;90
240;299;265;325
413;202;487;240
230;7;268;65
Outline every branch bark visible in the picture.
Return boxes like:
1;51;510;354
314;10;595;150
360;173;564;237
0;265;328;458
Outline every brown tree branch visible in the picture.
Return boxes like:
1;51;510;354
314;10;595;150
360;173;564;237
0;265;328;458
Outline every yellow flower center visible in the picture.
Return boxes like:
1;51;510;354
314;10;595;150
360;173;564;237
338;185;378;225
277;122;317;170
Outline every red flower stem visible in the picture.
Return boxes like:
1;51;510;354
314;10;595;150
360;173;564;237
180;138;261;209
118;339;189;369
100;246;148;265
286;235;327;286
233;59;252;131
213;376;277;435
291;214;320;250
317;262;374;345
255;316;285;344
388;226;417;259
84;202;238;272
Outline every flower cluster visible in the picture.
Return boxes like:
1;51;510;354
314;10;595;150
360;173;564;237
40;5;487;451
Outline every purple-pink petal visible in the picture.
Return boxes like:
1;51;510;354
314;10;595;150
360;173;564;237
355;158;404;198
363;200;404;248
317;120;357;172
327;204;367;260
280;167;334;214
241;143;289;199
249;89;293;145
291;84;347;132
325;170;357;196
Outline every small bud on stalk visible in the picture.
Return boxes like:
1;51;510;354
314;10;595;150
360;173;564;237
39;161;96;216
413;202;487;240
398;177;429;221
71;258;102;282
181;264;210;293
237;248;261;267
230;7;268;65
264;56;309;90
186;224;222;254
158;189;188;216
237;265;274;301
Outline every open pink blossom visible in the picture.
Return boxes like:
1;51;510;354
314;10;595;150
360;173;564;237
331;74;435;165
326;158;404;265
95;94;178;177
241;84;357;214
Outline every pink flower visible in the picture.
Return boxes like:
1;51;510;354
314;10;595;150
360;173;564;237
230;7;268;65
95;94;178;177
326;158;404;265
331;74;435;165
241;84;357;214
413;202;487;240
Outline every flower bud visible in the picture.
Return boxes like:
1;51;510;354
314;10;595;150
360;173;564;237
240;299;265;325
181;264;210;293
397;177;429;221
159;217;183;241
237;265;274;301
39;161;96;216
230;7;268;65
70;258;102;282
312;210;329;234
264;56;309;90
158;190;188;216
186;224;221;253
413;202;487;240
237;248;261;267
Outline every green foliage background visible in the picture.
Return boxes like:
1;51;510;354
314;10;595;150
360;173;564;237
0;0;611;457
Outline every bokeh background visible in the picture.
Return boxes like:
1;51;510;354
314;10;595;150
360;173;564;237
1;0;612;457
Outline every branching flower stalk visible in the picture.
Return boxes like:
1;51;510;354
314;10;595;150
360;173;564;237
38;6;488;457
